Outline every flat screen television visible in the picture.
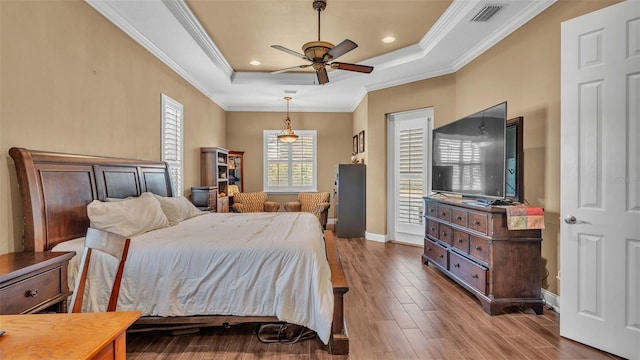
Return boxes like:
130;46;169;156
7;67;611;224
431;102;507;200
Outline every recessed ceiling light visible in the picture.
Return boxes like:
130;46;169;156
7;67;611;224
249;60;261;66
382;36;396;44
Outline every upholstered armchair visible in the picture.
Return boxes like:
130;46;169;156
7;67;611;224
231;192;280;213
284;192;331;229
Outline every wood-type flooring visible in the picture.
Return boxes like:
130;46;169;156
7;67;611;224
126;235;621;360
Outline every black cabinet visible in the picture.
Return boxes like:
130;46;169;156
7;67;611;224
334;164;366;238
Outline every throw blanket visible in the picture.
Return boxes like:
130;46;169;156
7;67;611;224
505;206;545;230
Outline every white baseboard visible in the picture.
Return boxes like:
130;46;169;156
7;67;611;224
542;289;560;313
365;231;387;243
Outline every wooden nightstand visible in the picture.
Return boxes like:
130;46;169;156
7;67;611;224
0;251;75;314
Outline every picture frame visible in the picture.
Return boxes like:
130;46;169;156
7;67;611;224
358;130;365;153
352;135;359;154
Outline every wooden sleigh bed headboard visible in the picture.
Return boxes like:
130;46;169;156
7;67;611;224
9;147;174;252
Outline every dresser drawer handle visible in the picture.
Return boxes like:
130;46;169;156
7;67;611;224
454;263;460;268
439;255;444;259
475;246;482;251
441;212;447;216
431;228;436;232
26;290;39;298
426;248;432;252
456;216;462;220
473;220;481;225
457;238;464;243
472;274;479;279
442;232;447;237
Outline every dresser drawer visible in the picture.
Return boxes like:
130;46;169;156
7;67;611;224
437;205;451;222
449;251;488;294
0;267;63;314
470;235;490;264
424;239;448;270
427;220;439;239
427;203;438;218
452;209;467;227
468;211;488;234
439;224;453;246
453;230;470;253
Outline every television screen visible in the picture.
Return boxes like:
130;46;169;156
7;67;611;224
431;102;506;199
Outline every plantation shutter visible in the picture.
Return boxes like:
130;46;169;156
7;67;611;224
161;94;183;195
398;127;424;225
263;130;317;192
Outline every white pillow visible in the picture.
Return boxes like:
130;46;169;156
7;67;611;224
148;193;204;225
87;194;169;237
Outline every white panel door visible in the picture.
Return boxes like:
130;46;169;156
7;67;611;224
388;108;432;245
560;1;640;359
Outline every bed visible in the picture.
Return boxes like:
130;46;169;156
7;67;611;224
8;147;349;354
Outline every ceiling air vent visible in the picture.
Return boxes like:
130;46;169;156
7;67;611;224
470;4;504;22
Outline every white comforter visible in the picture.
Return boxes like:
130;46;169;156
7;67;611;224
53;212;334;344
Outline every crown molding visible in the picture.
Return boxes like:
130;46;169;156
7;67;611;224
419;0;479;55
162;0;234;77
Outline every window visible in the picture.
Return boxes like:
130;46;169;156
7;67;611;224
398;127;424;225
161;94;183;195
263;130;317;193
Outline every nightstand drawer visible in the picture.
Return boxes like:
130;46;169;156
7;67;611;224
0;251;75;315
0;267;63;314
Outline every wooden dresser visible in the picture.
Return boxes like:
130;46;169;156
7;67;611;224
423;197;543;315
0;251;75;314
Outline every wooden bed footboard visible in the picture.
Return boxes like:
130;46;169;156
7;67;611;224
8;147;349;354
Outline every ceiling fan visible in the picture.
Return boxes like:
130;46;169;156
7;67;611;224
270;0;374;85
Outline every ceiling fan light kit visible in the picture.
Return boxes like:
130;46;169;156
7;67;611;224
270;0;374;85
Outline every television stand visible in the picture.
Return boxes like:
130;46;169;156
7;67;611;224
423;196;543;315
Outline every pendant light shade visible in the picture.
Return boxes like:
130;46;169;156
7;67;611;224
278;96;299;143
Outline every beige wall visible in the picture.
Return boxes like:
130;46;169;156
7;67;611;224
0;0;225;254
359;0;620;295
366;74;457;238
225;111;353;217
352;94;368;164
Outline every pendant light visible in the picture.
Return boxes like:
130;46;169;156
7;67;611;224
277;96;299;143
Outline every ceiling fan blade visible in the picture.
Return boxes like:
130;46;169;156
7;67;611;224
331;62;374;73
271;45;309;60
270;64;311;74
316;67;329;85
326;39;358;60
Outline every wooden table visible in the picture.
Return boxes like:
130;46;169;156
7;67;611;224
0;311;141;359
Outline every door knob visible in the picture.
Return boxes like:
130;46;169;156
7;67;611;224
564;215;577;224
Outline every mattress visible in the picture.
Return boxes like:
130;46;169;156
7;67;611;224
52;212;334;343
